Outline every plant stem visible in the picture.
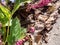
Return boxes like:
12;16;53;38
5;20;10;45
7;20;10;37
3;27;6;42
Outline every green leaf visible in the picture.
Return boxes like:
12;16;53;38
0;9;9;25
12;0;31;15
0;28;4;35
7;17;26;45
0;4;11;19
0;4;12;26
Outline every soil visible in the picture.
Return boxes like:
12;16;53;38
42;15;60;45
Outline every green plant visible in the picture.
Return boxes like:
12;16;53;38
0;0;31;45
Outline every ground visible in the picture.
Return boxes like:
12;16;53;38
42;15;60;45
